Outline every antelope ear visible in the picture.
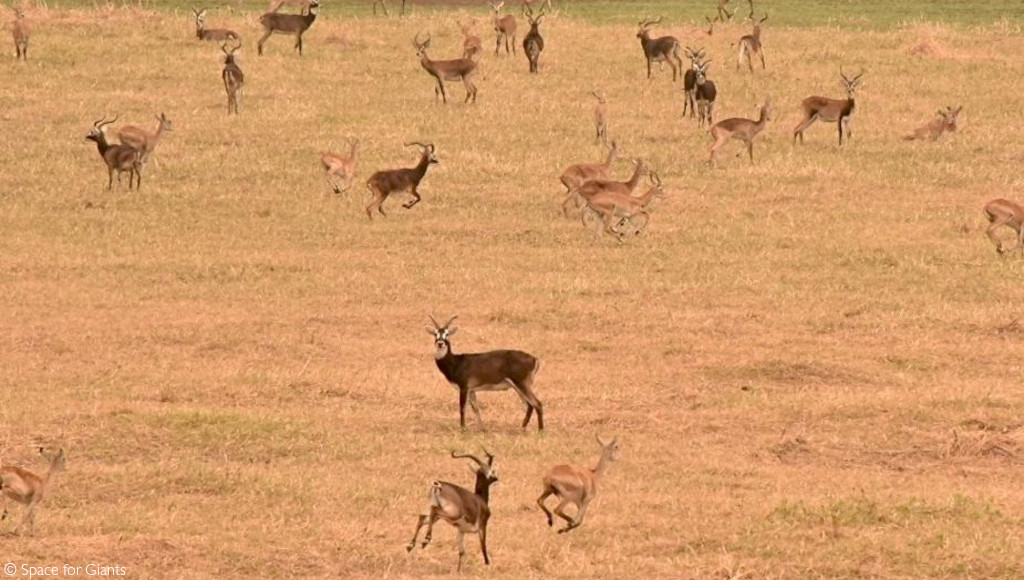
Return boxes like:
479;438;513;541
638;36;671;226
425;326;437;335
447;326;458;336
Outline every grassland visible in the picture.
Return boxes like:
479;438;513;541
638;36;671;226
1;1;1024;578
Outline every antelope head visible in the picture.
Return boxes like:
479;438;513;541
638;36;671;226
451;449;498;483
405;141;438;165
839;68;864;97
685;46;706;67
412;31;431;57
221;40;241;64
524;3;545;26
426;314;458;358
636;17;661;39
696;60;712;83
86;114;117;142
940;105;962;131
590;90;606;104
596;434;621;461
754;11;768;32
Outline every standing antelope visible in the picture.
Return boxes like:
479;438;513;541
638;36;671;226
695;60;717;128
460;21;482;60
221;41;244;115
426;315;544;431
407;450;497;571
709;95;772;166
560;140;619;196
364;142;438;219
10;7;27;60
904;106;962;141
117;113;172;165
582;173;664;240
86;115;142;191
413;33;478;104
371;0;405;16
522;5;545;73
592;91;608;145
320;138;359;194
637;18;683;82
564;157;648;217
192;8;239;42
984;199;1024;256
538;436;619;533
490;1;516;56
715;0;735;22
1;447;66;535
257;0;319;56
793;69;863;146
737;12;767;72
682;46;706;118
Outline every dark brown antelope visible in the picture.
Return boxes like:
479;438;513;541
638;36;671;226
522;5;544;73
560;140;619;196
984;199;1024;256
709;95;772;166
695;60;717;128
1;447;66;535
86;115;142;191
737;12;767;72
413;32;478;104
320;138;358;194
592;90;608;145
192;8;239;42
490;1;516;56
10;6;27;60
407;450;497;572
221;41;244;115
460;20;482;60
582;173;664;241
637;18;683;81
537;435;619;533
682;46;706;118
257;0;319;56
117;113;172;165
364;142;438;219
904;106;962;141
564;157;648;217
793;69;863;145
426;315;544;431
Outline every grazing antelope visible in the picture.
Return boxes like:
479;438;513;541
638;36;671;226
538;435;619;533
10;7;27;60
364;141;437;219
695;60;717;128
490;1;516;56
560;139;619;196
86;115;142;191
592;90;608;145
582;173;664;241
221;41;244;115
709;95;772;167
460;20;482;60
192;8;239;42
1;447;66;535
682;46;706;119
737;12;767;72
413;33;478;104
407;450;497;571
257;0;319;56
563;157;648;218
371;0;405;16
793;69;863;146
984;199;1024;256
522;5;545;73
117;113;172;165
426;315;544;431
904;106;962;141
637;18;683;82
320;138;359;194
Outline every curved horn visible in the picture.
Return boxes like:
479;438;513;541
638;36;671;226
404;141;429;150
92;115;108;128
451;450;487;469
443;314;458;328
840;66;850;83
97;115;117;129
428;314;442;329
596;433;609;446
481;447;495;466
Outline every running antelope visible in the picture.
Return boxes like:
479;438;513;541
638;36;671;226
221;41;244;115
709;95;772;166
490;1;516;56
793;69;863;146
257;0;319;56
426;315;544;431
737;12;767;72
592;91;608;145
10;7;27;60
407;450;497;572
904;106;961;141
564;157;648;217
413;32;478;104
582;173;664;240
682;46;706;119
560;139;619;196
637;18;683;81
86;115;142;190
192;8;239;42
364;141;437;219
984;199;1024;256
1;447;66;535
320;138;359;194
522;5;545;73
117;113;172;165
538;435;619;533
460;21;482;59
695;60;717;128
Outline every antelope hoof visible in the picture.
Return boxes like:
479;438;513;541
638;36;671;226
406;543;415;552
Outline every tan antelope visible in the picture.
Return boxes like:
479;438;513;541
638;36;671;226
537;435;620;532
257;0;319;56
793;69;863;146
582;173;664;240
563;157;648;217
737;12;767;72
221;41;244;115
371;0;405;16
637;18;683;81
522;4;545;73
984;199;1024;256
1;447;66;535
320;138;359;194
10;6;27;60
560;139;619;196
86;115;142;190
709;95;772;166
267;0;310;13
460;20;482;60
592;90;608;145
117;113;172;165
904;106;961;141
413;32;478;104
407;450;497;572
490;1;516;56
364;141;438;219
192;8;239;42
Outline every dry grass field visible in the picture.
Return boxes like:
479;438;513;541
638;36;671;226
2;1;1024;578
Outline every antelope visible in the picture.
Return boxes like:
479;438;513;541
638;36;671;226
86;115;142;191
490;1;516;56
793;69;863;146
560;139;619;196
371;0;405;16
413;33;478;104
592;90;608;145
257;0;319;56
637;18;683;81
537;435;619;533
221;41;244;115
10;7;27;60
460;21;482;60
563;157;648;218
268;0;310;13
984;199;1024;256
320;138;359;194
737;12;767;72
117;113;172;165
1;447;66;535
682;46;706;119
709;95;772;167
695;60;717;128
705;15;715;36
904;106;962;141
407;450;497;572
364;142;438;219
192;8;239;42
522;5;544;73
426;315;544;431
582;173;664;241
715;0;735;22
